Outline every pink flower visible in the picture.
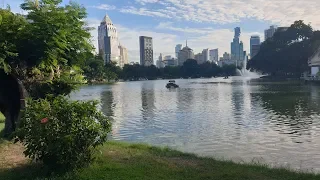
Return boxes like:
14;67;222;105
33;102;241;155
41;118;49;124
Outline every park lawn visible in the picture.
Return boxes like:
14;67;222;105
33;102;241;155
0;126;319;179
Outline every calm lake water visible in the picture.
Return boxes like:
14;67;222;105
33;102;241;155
70;77;320;172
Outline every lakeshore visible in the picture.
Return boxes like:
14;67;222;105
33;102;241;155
0;134;319;180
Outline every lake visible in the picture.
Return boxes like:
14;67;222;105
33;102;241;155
70;77;320;172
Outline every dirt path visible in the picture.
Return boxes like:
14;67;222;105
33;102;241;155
0;142;28;170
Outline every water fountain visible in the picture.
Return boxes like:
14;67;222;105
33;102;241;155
237;56;260;78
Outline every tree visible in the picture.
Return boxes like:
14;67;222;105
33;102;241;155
18;0;93;81
0;0;95;135
248;20;315;77
182;59;199;78
83;55;105;82
0;9;26;73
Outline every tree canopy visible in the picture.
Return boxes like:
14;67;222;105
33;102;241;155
248;20;320;77
0;0;94;98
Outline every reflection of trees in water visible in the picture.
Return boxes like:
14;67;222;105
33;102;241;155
141;82;155;120
100;90;114;117
251;84;320;139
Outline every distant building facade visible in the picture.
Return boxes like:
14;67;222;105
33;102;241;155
201;48;209;64
223;52;231;60
178;41;194;66
98;14;123;66
264;26;277;40
308;47;320;76
163;58;176;67
175;44;182;58
156;53;165;68
250;35;260;58
139;36;154;66
119;45;128;67
164;55;172;60
251;44;261;58
231;27;244;66
195;53;203;64
209;49;219;63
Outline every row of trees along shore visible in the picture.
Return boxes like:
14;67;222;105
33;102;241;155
84;56;238;82
248;20;320;77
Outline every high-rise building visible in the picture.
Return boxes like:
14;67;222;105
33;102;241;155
175;44;182;58
178;41;194;66
264;26;277;40
195;53;203;64
209;49;219;62
231;27;244;66
98;14;121;65
119;45;128;67
251;45;261;59
156;53;165;68
223;52;231;60
250;35;260;58
201;48;209;64
139;36;154;66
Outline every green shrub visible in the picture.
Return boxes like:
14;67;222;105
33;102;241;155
15;96;111;170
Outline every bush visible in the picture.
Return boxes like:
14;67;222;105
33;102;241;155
15;96;111;170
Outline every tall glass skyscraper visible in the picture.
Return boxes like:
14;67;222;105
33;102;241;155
231;27;244;66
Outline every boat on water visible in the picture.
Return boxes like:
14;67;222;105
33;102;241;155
166;80;179;89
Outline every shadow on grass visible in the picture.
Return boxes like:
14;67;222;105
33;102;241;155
0;163;75;180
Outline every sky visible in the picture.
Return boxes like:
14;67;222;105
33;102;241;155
4;0;320;63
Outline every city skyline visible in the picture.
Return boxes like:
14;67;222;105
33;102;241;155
5;0;320;63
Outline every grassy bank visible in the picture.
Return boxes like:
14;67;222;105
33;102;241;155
0;140;319;180
0;113;4;123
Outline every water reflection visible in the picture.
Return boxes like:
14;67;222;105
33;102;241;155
71;79;320;172
100;90;114;117
141;82;155;121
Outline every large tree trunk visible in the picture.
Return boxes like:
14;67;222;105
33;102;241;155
0;70;26;137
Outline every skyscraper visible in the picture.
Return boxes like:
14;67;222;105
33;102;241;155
98;14;121;65
231;27;244;66
209;49;219;63
119;45;128;67
264;26;277;40
139;36;154;66
201;48;210;64
178;41;194;66
175;44;182;58
250;36;260;58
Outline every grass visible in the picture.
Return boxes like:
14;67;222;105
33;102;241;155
0;113;4;123
0;125;320;179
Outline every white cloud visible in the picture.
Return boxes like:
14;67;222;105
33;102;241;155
119;6;172;18
92;4;116;10
124;0;320;29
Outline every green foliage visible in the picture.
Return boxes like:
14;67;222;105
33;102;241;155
19;0;93;69
0;9;27;73
120;61;234;80
0;113;4;123
15;96;111;170
248;20;318;76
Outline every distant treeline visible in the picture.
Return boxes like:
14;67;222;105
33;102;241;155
83;58;237;82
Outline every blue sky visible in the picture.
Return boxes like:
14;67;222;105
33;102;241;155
5;0;320;63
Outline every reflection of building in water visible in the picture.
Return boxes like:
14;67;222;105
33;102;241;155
141;82;155;120
176;88;194;112
100;90;114;117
